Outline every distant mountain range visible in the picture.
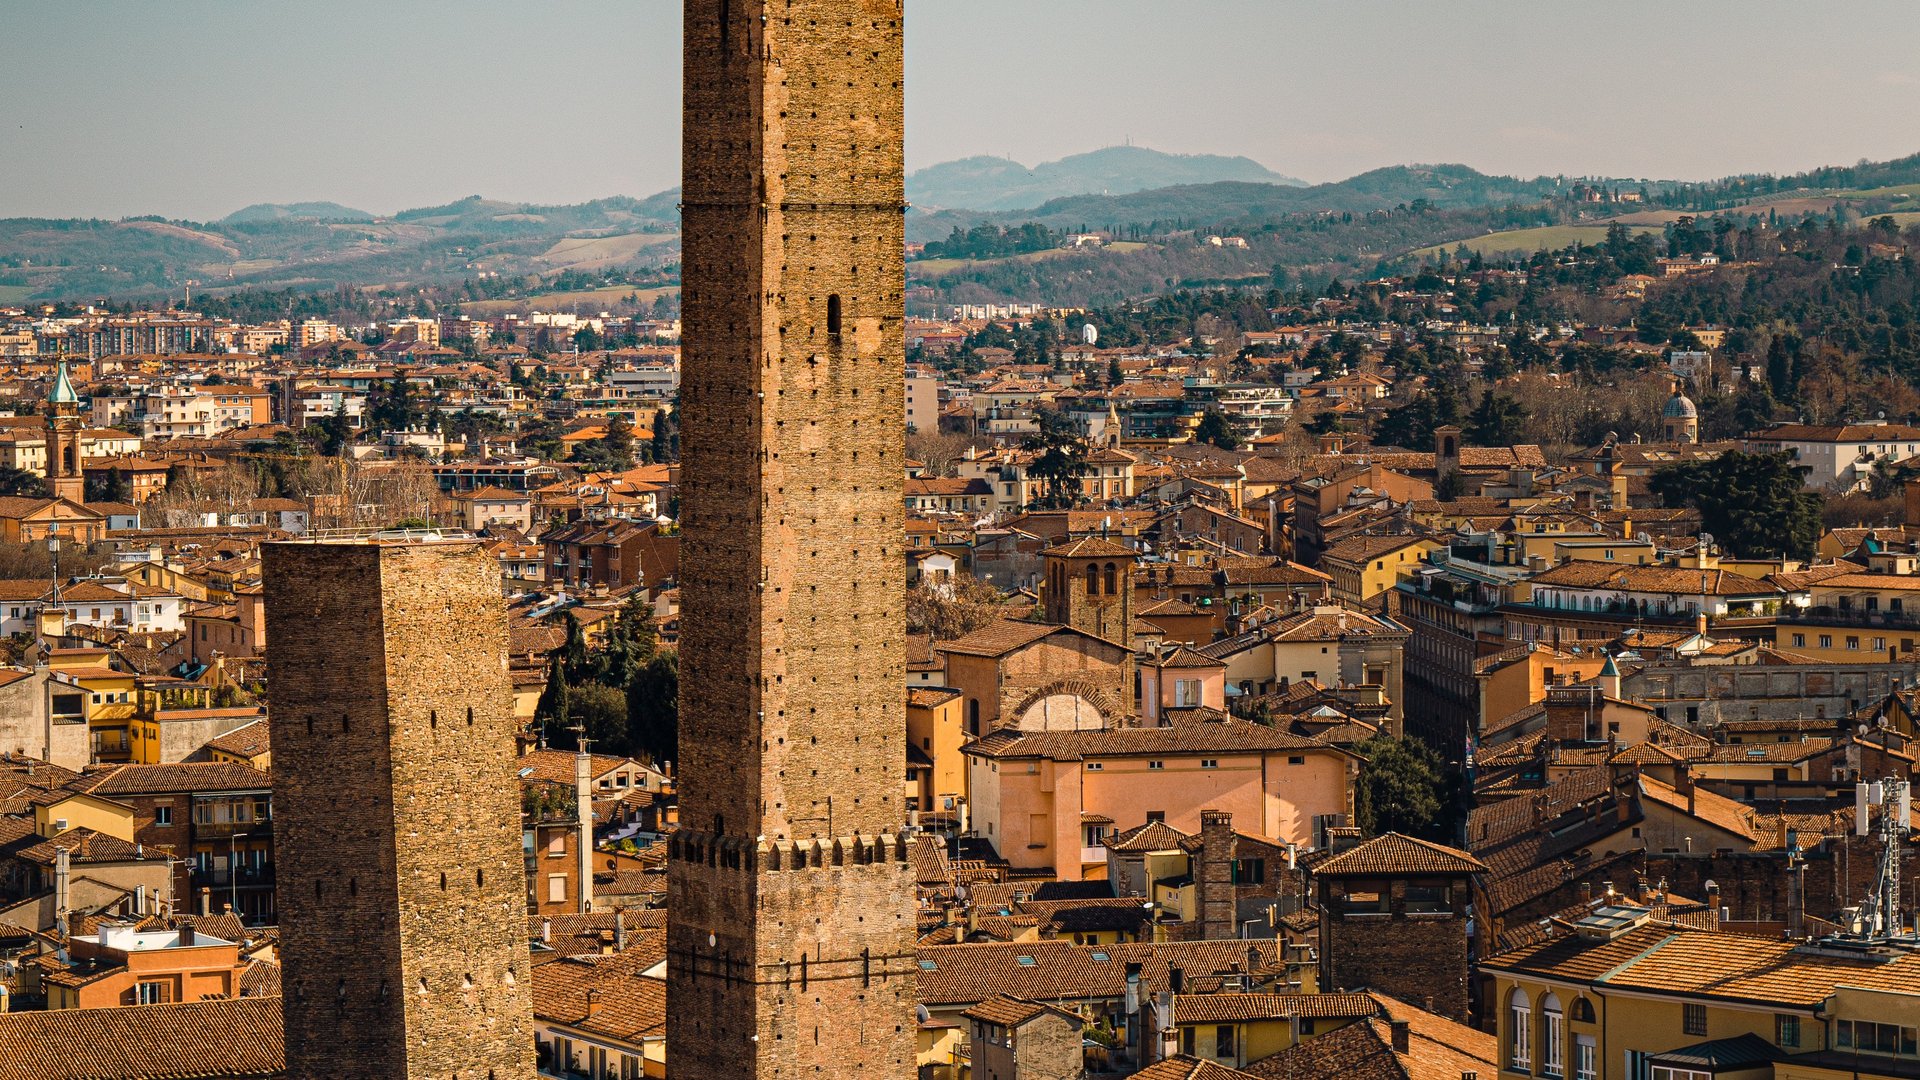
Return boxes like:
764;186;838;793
906;146;1304;212
5;146;1920;306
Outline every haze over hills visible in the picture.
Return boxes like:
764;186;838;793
906;146;1305;212
5;147;1920;307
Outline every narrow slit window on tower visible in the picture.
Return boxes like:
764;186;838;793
826;294;842;338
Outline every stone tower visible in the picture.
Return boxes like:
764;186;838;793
1308;832;1485;1022
45;359;83;503
264;540;536;1080
1042;535;1135;646
670;2;917;1079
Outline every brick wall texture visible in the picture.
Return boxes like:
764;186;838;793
265;541;536;1080
669;2;918;1078
1319;877;1471;1022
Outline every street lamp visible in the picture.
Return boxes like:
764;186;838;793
46;523;59;606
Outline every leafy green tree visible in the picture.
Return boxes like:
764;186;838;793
1353;735;1449;840
1649;450;1823;559
0;465;49;499
1194;409;1239;451
367;373;419;432
1020;409;1090;509
649;407;679;464
1373;381;1464;450
1466;388;1528;446
625;651;679;765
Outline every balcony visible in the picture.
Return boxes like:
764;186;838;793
191;863;275;888
1786;606;1920;631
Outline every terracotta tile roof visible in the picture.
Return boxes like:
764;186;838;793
0;996;284;1080
967;721;1337;762
1131;1057;1262;1080
916;939;1279;1007
203;718;271;759
516;749;645;786
935;618;1070;658
1242;996;1498;1080
1104;820;1194;853
907;686;961;708
1482;923;1920;1007
1320;533;1436;566
1174;992;1377;1023
68;761;269;796
531;947;668;1041
1309;833;1485;877
960;993;1083;1028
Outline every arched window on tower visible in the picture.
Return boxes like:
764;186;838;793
1103;563;1117;595
1085;562;1099;596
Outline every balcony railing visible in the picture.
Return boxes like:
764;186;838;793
1786;606;1920;631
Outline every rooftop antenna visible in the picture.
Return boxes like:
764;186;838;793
1853;777;1913;938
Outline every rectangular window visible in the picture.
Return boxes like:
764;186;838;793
1776;1015;1799;1048
154;806;172;826
1511;1002;1531;1071
1215;1025;1235;1059
1682;1003;1707;1036
1847;636;1861;651
1791;633;1805;648
1288;755;1305;765
1820;635;1833;649
546;833;565;857
1651;1069;1709;1080
1182;1027;1196;1057
547;874;566;903
1236;858;1265;885
1147;761;1164;770
135;982;166;1005
1085;762;1103;771
1575;1035;1597;1080
1200;759;1218;769
1874;637;1886;652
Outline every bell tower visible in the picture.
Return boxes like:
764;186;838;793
45;359;84;503
669;2;917;1078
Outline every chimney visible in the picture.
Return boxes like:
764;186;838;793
199;887;212;916
1787;854;1806;939
541;917;552;944
575;744;595;915
179;924;195;947
1578;881;1592;903
1196;810;1238;941
1168;964;1185;994
1390;1019;1410;1054
585;988;603;1017
615;908;627;952
54;847;70;938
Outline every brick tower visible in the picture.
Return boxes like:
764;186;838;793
1041;536;1135;646
45;359;84;503
264;540;536;1080
669;2;916;1079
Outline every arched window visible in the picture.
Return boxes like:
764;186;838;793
1541;992;1564;1078
1508;988;1532;1072
1086;563;1100;596
1571;997;1595;1024
826;294;842;337
1103;562;1117;595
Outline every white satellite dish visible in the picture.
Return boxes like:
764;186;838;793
1082;324;1099;346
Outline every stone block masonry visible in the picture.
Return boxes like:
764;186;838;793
670;0;918;1077
265;540;536;1080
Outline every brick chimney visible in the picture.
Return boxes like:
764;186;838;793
179;924;195;947
1195;810;1238;941
1390;1020;1410;1054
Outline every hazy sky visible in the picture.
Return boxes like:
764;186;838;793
8;1;1920;220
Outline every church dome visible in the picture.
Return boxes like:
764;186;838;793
1663;389;1697;419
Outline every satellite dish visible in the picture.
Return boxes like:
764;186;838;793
1083;324;1099;346
916;1004;931;1023
1700;532;1714;548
